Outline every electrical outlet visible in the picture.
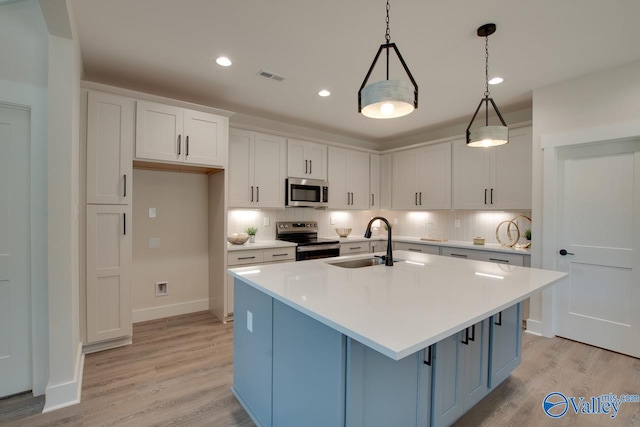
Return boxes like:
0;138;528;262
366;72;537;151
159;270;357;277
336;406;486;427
455;219;461;228
155;281;168;296
263;216;270;227
330;216;335;225
393;218;398;225
149;207;156;218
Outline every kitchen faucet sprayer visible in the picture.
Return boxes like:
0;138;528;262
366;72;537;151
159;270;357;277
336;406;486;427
364;216;393;266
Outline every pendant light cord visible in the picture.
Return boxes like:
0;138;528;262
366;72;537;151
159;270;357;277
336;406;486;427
385;0;391;43
484;34;490;97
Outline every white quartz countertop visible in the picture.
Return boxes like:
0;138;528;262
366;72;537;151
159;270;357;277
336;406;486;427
228;250;565;360
323;235;531;256
227;239;297;251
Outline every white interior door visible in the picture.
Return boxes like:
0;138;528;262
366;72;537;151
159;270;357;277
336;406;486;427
556;139;640;357
0;105;31;397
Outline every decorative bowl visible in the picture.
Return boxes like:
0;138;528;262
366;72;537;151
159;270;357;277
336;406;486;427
228;232;249;245
335;228;352;238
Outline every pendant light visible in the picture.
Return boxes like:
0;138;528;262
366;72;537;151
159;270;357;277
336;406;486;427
358;0;418;119
466;23;508;147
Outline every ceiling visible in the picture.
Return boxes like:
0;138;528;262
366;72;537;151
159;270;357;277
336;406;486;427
72;0;640;144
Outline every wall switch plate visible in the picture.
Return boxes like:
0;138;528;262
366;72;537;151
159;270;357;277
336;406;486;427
455;219;461;228
149;237;160;248
330;216;335;225
155;281;168;296
149;207;156;218
263;216;270;227
247;311;253;333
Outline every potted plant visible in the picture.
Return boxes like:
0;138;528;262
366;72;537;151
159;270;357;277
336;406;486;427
245;226;258;243
525;229;531;241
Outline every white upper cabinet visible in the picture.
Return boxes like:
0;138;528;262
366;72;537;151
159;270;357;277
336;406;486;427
392;142;452;210
453;126;532;210
369;154;380;210
379;153;392;210
86;91;134;205
136;100;228;168
328;146;370;210
287;138;327;180
228;128;286;208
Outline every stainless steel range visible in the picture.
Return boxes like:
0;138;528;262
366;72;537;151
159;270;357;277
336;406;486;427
276;221;340;261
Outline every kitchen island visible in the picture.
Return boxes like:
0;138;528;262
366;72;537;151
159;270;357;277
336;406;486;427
228;251;566;427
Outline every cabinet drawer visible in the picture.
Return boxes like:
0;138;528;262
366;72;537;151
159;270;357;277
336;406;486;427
228;250;264;266
340;242;370;255
439;247;479;260
263;247;296;263
395;242;439;255
476;251;524;266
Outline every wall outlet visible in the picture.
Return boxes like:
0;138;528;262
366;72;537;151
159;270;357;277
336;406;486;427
263;216;270;227
149;207;157;218
330;216;335;225
454;219;461;228
393;218;398;225
247;311;253;333
155;281;168;296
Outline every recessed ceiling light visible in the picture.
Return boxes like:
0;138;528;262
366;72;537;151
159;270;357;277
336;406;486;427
216;57;232;67
488;77;504;85
318;90;331;97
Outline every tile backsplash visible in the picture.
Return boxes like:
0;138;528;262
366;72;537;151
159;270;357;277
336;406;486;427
228;208;532;245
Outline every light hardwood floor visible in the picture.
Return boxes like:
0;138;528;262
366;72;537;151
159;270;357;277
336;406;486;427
1;311;639;426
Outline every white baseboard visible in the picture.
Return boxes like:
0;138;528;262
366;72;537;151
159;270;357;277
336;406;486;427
132;299;209;323
525;318;543;336
42;343;84;413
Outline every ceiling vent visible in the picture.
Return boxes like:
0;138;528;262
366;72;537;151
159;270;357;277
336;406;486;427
257;69;286;82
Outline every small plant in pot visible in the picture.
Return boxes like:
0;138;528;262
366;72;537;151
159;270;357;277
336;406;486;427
525;229;531;241
245;226;258;243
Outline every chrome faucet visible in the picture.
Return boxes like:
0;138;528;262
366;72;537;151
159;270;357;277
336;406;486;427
364;216;393;266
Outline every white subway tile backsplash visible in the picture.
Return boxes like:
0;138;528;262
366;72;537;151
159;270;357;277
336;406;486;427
228;208;532;245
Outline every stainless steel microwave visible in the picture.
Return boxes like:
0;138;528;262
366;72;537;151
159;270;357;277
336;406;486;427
286;178;329;208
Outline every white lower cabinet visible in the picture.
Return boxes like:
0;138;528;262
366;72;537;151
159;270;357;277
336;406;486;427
340;241;370;256
86;205;132;344
226;247;295;316
394;241;440;255
431;319;490;427
440;246;525;266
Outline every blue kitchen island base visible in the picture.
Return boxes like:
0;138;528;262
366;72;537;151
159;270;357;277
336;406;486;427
232;277;522;427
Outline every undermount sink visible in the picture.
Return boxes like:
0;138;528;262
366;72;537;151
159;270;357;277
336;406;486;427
327;257;402;269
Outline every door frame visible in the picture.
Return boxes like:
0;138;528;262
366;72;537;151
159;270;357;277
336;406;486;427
538;119;640;338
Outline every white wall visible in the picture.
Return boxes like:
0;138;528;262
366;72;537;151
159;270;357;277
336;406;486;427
528;59;640;334
131;169;210;322
0;0;49;397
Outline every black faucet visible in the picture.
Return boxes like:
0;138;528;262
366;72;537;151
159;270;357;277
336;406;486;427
364;216;393;266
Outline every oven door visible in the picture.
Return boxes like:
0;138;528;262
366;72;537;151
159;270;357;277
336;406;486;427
296;243;341;261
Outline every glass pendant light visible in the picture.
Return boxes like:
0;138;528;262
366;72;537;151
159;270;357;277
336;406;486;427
358;0;418;119
466;23;508;147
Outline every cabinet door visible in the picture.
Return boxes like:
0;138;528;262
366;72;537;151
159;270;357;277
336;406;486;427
340;242;369;256
392;149;418;210
287;139;307;178
489;303;522;388
254;133;287;208
347;150;370;209
452;138;491;210
305;140;328;180
462;320;490;410
379;153;393;209
86;91;134;205
86;205;131;343
431;332;463;427
369;154;380;209
183;109;227;167
440;247;480;260
491;126;532;210
417;142;452;209
328;147;349;209
135;101;183;162
228;129;253;208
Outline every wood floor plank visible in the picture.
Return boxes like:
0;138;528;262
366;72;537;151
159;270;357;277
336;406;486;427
2;312;639;426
